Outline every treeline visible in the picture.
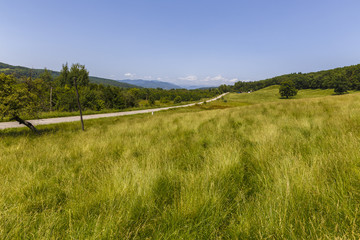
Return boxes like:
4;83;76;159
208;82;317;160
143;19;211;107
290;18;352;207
0;62;58;79
1;63;221;116
0;62;137;88
231;64;360;92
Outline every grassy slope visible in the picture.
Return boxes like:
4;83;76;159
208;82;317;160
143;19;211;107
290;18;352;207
1;88;360;239
224;85;336;105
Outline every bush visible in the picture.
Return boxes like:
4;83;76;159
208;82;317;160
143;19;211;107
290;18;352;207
148;95;155;105
334;76;348;95
174;96;182;104
279;80;298;98
160;97;169;104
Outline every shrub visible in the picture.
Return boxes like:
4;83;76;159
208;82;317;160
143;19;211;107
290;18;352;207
279;80;298;98
174;96;182;104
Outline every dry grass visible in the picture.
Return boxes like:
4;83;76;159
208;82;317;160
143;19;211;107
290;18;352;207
0;90;360;239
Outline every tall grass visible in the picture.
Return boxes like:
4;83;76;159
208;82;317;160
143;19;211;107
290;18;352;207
0;92;360;239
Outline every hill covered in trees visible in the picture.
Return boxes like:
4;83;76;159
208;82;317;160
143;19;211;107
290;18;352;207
0;62;137;88
232;64;360;92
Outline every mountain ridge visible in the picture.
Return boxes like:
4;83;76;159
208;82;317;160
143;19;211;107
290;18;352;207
118;79;183;89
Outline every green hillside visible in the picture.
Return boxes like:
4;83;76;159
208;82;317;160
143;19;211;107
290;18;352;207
0;62;137;88
1;88;359;238
233;63;360;92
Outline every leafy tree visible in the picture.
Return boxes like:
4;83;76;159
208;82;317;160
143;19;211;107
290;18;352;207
0;73;38;131
218;84;230;93
58;63;89;87
279;80;298;98
69;64;89;86
174;95;182;103
160;97;169;103
58;63;70;86
39;68;53;84
334;75;348;95
55;86;78;111
39;68;54;111
148;95;155;105
123;91;138;108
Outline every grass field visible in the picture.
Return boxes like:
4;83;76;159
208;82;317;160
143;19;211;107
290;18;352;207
209;85;345;107
1;87;360;239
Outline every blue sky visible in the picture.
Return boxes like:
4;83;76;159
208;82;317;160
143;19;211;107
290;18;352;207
1;0;360;87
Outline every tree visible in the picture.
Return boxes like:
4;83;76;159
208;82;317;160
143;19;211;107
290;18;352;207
70;64;89;131
58;63;70;86
148;95;155;105
174;95;182;103
334;75;348;95
0;74;38;132
69;64;89;86
279;81;298;98
39;68;54;111
57;63;89;130
218;84;230;93
58;63;89;87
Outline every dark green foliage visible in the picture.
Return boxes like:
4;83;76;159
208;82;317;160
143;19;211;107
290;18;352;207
39;68;53;84
279;80;298;98
232;64;360;92
218;84;231;93
148;95;155;105
0;73;38;119
174;95;182;103
334;75;349;94
58;63;89;87
160;97;169;103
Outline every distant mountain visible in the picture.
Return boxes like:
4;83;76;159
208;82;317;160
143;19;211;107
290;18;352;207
180;85;218;90
0;62;137;88
118;79;182;89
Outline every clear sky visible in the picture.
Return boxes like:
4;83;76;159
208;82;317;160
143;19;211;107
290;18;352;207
1;0;360;87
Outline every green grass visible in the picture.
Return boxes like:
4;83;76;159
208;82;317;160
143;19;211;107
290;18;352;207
1;88;360;239
223;85;349;105
197;86;354;111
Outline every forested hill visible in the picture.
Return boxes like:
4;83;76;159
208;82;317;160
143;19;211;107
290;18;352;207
233;64;360;92
0;62;137;88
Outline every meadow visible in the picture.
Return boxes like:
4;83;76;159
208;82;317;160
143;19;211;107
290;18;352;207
0;87;360;239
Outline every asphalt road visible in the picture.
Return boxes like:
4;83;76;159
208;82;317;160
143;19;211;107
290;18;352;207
0;93;228;130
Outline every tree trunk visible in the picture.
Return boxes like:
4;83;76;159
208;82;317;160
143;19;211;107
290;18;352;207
49;86;53;112
11;116;38;133
73;77;84;131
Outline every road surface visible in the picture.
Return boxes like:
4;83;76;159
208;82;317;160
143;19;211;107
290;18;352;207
0;93;228;130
